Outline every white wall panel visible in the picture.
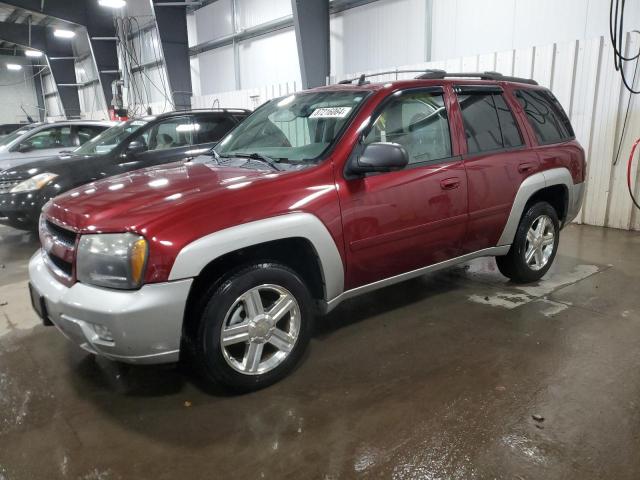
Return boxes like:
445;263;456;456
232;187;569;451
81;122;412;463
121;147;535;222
431;0;640;60
330;0;427;77
238;28;301;89
0;56;39;123
197;44;236;94
236;0;291;29
195;0;233;45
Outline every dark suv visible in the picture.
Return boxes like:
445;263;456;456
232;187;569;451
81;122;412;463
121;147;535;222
0;109;249;230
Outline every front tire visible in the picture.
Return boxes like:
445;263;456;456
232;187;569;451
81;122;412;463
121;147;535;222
193;262;314;392
496;201;560;283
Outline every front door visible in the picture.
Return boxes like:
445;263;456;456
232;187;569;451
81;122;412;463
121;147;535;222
337;88;468;289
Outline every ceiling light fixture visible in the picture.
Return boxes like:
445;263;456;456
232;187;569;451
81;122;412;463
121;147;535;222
98;0;126;8
7;64;22;70
25;50;43;57
54;29;75;39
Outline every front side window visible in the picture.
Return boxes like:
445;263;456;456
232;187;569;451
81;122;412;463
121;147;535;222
515;89;574;145
215;90;368;163
74;119;149;155
363;90;451;164
20;126;73;150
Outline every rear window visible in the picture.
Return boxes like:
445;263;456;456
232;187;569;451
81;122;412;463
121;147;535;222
457;93;523;154
515;89;574;145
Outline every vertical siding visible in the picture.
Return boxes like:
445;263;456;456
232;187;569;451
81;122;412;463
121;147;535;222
193;33;640;231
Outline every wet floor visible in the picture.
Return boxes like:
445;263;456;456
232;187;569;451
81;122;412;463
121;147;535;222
0;223;639;479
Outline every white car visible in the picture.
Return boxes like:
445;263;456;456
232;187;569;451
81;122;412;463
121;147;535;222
0;120;116;171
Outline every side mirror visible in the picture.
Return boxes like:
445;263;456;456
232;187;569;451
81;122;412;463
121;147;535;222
126;140;147;155
348;142;409;176
17;143;33;153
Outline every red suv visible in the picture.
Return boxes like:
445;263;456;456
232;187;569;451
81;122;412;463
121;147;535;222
29;71;586;391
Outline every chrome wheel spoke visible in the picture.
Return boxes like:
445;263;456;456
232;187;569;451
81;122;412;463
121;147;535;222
542;233;554;246
243;342;264;373
535;216;547;236
268;328;295;353
526;229;536;244
242;288;264;318
534;247;544;267
268;294;295;324
221;322;250;346
525;245;536;264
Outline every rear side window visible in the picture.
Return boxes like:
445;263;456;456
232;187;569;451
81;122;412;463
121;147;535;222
458;93;523;154
76;125;106;145
194;116;237;144
363;90;451;165
515;89;574;145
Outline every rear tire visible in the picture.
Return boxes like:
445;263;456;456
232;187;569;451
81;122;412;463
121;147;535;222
496;201;560;283
192;262;314;392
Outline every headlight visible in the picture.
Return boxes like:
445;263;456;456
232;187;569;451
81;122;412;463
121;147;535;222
77;233;148;289
10;172;58;193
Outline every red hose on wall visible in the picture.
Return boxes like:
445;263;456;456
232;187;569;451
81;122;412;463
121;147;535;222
629;138;640;210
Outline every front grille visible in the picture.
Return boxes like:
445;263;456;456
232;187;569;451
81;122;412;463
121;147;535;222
40;217;78;284
0;179;21;194
45;251;73;278
46;220;76;248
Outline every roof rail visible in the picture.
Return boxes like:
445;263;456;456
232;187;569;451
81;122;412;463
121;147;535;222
415;70;538;85
336;69;538;86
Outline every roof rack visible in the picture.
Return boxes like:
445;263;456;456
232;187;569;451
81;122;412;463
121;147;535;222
415;69;538;85
336;69;538;86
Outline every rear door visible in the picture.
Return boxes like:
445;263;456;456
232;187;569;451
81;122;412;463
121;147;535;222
337;87;468;289
455;85;540;252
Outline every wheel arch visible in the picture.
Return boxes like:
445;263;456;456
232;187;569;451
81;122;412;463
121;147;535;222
497;167;573;246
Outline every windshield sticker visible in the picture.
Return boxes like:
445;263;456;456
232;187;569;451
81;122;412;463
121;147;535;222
310;107;352;118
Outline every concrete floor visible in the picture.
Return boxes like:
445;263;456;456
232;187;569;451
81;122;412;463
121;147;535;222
0;223;639;479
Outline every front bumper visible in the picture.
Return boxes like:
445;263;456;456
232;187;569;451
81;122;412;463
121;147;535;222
0;191;40;227
29;250;193;364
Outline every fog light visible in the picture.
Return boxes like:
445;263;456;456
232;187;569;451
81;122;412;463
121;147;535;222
92;324;114;342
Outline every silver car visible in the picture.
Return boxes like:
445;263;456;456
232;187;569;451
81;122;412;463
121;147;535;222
0;120;116;171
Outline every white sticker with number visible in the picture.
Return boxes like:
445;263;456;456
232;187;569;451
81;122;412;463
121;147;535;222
309;106;352;118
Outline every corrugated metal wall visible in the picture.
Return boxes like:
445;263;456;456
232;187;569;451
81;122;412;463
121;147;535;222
192;33;640;231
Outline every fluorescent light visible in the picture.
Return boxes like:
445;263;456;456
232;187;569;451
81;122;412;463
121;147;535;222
6;64;22;71
98;0;126;7
54;29;75;39
25;50;43;57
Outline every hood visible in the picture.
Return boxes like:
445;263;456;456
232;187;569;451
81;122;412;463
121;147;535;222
0;153;94;179
45;159;288;232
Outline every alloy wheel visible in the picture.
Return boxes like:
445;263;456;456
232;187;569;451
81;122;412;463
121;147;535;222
524;214;556;271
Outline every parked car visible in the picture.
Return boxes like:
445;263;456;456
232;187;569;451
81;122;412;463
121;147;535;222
0;109;250;230
0;123;30;139
28;72;585;391
0;120;115;171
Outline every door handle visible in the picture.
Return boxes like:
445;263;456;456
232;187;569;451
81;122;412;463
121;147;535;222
440;177;461;190
518;162;536;174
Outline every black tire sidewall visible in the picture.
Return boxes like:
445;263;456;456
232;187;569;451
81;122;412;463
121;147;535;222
511;202;560;281
196;263;314;392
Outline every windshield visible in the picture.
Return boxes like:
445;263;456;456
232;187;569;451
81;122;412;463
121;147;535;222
214;90;368;164
0;125;36;147
74;119;148;155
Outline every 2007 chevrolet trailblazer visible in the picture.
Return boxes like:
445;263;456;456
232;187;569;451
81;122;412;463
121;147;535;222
29;71;585;391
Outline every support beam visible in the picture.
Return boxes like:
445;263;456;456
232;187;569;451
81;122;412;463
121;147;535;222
153;0;192;110
291;0;329;88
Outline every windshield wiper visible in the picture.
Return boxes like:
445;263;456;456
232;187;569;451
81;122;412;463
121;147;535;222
222;152;283;171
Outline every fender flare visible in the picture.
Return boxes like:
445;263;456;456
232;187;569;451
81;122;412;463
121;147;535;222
168;212;345;300
497;167;575;246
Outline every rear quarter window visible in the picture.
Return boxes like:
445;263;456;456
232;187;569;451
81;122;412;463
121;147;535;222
515;89;574;145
